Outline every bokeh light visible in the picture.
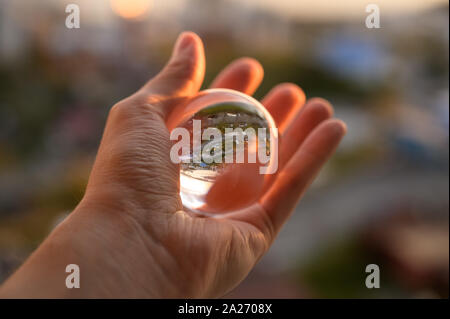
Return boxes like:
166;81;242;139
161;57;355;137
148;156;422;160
110;0;151;20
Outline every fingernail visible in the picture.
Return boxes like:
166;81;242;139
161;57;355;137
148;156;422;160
175;32;195;52
335;120;348;135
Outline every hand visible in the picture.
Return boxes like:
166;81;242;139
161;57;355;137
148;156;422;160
0;32;346;298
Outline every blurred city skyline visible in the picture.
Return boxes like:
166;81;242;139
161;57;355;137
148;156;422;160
0;0;448;298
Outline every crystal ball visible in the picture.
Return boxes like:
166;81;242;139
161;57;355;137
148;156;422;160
167;89;278;215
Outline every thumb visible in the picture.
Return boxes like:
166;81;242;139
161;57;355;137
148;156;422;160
143;31;205;97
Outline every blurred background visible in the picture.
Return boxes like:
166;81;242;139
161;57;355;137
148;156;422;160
0;0;448;298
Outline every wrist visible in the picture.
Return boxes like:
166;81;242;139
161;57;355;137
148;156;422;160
57;204;185;298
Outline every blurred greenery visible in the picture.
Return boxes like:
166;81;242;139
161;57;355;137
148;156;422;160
296;236;402;298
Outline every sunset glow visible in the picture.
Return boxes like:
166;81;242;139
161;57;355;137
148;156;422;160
110;0;151;20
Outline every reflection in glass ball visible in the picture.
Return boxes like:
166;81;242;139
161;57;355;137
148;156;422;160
168;89;278;215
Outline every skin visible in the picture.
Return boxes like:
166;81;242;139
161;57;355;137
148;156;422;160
0;32;346;298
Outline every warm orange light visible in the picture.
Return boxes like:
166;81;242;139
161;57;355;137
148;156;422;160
110;0;151;20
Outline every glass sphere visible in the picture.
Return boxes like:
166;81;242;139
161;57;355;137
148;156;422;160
167;89;278;215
